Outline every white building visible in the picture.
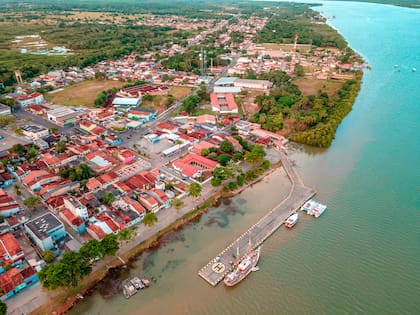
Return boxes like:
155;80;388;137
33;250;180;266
0;103;11;116
64;197;88;221
20;125;49;139
16;92;45;107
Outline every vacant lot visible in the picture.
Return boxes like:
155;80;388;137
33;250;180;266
45;80;126;107
169;86;193;100
294;78;343;96
262;43;312;53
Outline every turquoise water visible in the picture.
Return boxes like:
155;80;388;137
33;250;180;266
70;2;420;314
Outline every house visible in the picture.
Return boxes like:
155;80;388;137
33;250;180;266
210;93;239;114
0;189;21;217
24;212;67;252
86;177;102;192
0;172;13;189
156;121;178;134
113;196;145;221
87;213;119;241
79;120;97;133
117;149;135;164
28;104;48;115
138;192;159;213
0;103;12;115
0;266;38;299
59;208;86;234
150;189;170;209
190;141;216;155
16;92;44;107
104;134;122;146
127;108;157;123
64;197;88;221
0;232;25;268
172;153;218;179
20;125;49;139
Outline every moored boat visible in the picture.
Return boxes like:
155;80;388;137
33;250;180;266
285;213;298;228
130;276;144;290
224;246;261;287
301;199;327;218
122;280;137;299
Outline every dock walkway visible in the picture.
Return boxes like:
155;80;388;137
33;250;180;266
198;149;315;286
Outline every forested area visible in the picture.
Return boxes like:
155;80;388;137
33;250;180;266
250;71;362;148
255;5;347;49
0;21;195;86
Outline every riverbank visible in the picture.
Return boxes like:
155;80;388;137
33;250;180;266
30;161;284;315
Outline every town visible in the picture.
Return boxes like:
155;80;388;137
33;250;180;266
0;2;364;314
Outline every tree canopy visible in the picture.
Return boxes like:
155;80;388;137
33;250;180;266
143;212;158;226
188;182;202;197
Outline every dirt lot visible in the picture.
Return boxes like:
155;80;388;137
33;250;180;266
294;77;343;97
262;43;312;53
240;90;265;117
45;80;126;107
169;86;193;100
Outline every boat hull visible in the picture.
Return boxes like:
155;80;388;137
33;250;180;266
224;247;261;287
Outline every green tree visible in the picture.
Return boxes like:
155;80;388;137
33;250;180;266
101;234;119;256
23;196;41;210
236;175;244;186
80;239;104;260
48;126;58;133
244;145;266;165
0;114;15;128
0;300;7;315
188;182;202;197
211;177;222;187
232;151;243;162
55;141;67;154
218;154;231;166
42;250;55;263
220;140;234;153
143;212;158;226
170;198;184;210
26;146;39;160
38;251;91;289
102;192;115;206
9;143;26;156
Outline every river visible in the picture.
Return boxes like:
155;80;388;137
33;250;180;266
69;2;420;314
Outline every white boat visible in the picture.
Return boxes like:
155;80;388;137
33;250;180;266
301;200;318;212
301;199;327;218
285;213;298;228
412;68;417;72
309;203;327;218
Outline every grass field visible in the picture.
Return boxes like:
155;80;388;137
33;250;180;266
45;80;126;107
294;77;343;96
169;86;193;100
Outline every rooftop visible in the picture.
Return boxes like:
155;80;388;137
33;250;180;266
25;212;64;240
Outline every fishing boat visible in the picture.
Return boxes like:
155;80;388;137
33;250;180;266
121;279;137;299
224;246;261;287
285;213;298;228
130;276;144;290
412;68;417;72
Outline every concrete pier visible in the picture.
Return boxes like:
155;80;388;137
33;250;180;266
198;149;315;286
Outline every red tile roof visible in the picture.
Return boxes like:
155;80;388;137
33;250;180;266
0;267;24;294
0;232;24;266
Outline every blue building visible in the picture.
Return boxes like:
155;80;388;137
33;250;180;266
24;212;67;252
0;173;13;189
